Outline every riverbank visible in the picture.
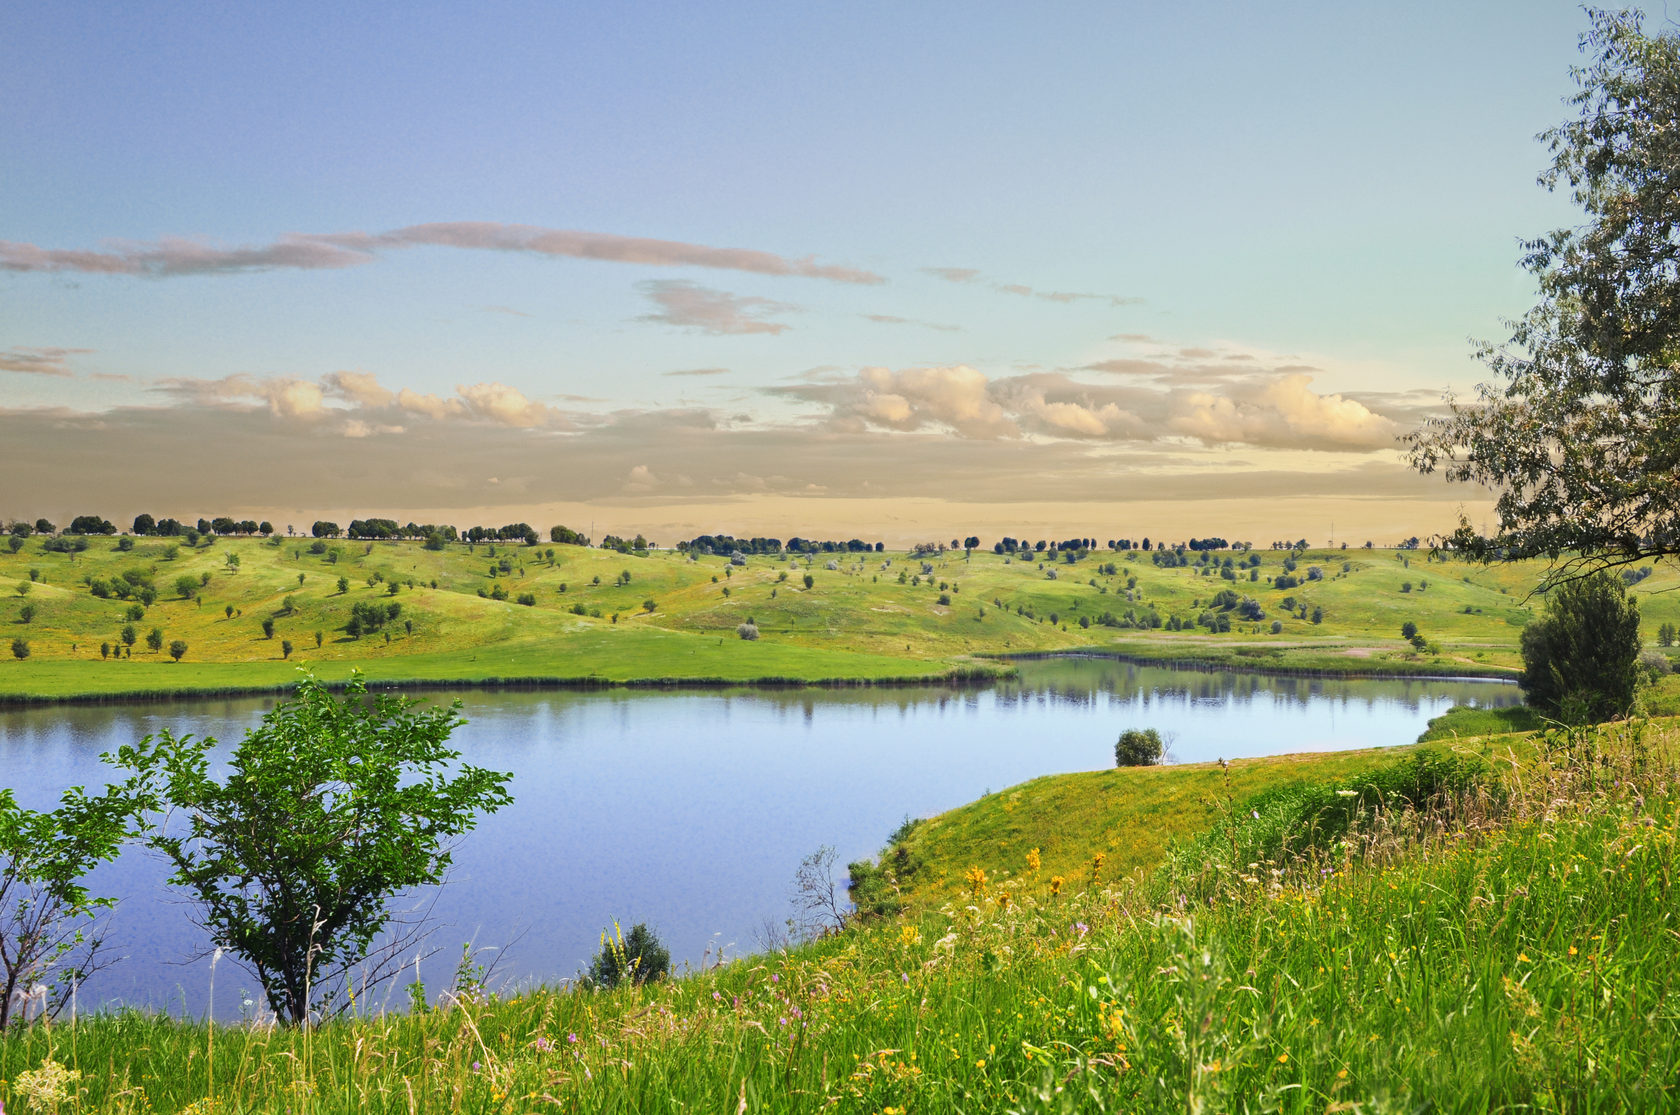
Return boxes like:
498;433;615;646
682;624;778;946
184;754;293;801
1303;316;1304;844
4;715;1671;1112
2;535;1672;703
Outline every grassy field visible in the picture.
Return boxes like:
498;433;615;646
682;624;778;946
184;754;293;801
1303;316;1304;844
4;532;1680;701
3;716;1674;1112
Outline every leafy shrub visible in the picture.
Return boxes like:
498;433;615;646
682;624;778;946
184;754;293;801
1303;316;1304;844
1520;571;1641;722
737;623;760;640
1114;728;1164;767
587;923;669;989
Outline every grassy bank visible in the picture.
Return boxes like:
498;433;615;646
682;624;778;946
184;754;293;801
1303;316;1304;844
2;718;1673;1111
5;533;1677;701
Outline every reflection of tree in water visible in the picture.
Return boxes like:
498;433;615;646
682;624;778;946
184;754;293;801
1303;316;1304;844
994;655;1518;715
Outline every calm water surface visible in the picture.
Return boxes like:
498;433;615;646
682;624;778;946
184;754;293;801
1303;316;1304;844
1;657;1517;1014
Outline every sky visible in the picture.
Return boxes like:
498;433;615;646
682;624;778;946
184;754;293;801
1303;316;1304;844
1;2;1661;545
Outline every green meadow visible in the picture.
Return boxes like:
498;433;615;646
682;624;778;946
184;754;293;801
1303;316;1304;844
6;532;1679;701
4;714;1675;1112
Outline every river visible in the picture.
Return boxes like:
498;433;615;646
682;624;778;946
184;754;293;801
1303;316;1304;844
0;656;1517;1016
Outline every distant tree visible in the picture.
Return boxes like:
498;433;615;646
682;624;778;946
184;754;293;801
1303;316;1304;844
587;922;670;989
803;573;815;589
6;536;22;554
258;521;273;536
311;521;341;539
168;640;187;662
120;624;137;650
261;618;275;640
642;599;657;613
314;630;324;648
1400;621;1419;640
1114;728;1164;767
1660;622;1677;649
175;575;198;600
18;603;35;624
281;639;293;659
67;515;115;535
34;519;54;535
131;514;156;535
1520;570;1642;722
737;623;760;640
145;627;164;653
10;638;28;660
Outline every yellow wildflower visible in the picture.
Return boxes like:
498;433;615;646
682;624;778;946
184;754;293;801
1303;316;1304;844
1026;847;1042;875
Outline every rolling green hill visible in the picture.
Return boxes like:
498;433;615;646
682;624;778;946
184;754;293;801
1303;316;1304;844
3;532;1677;701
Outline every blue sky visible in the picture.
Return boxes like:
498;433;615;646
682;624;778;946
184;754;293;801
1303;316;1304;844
0;2;1652;541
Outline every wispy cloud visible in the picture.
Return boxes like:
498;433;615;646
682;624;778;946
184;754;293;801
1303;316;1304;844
922;265;1138;307
149;369;573;430
0;346;90;376
663;367;732;377
636;280;795;335
480;304;531;317
920;266;981;283
862;313;960;333
0;222;884;284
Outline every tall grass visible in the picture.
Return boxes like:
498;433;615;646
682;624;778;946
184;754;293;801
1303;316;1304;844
2;720;1675;1112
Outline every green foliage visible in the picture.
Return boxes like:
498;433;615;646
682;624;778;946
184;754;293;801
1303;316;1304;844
1167;748;1497;902
587;922;669;989
1416;704;1542;742
348;600;401;637
107;672;513;1024
10;637;29;660
1409;11;1680;572
1114;728;1164;767
168;639;187;662
1519;571;1642;721
0;781;131;1024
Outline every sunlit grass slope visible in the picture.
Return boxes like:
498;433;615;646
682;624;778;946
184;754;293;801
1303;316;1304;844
4;532;1678;699
4;718;1674;1111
